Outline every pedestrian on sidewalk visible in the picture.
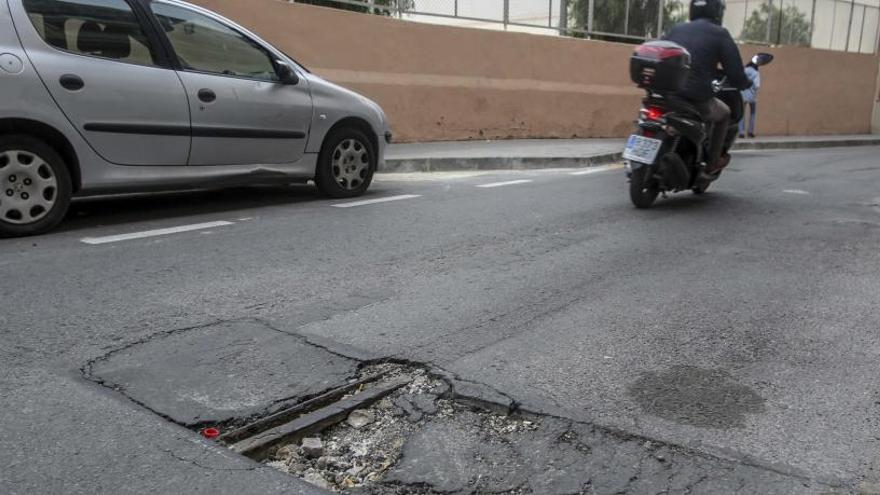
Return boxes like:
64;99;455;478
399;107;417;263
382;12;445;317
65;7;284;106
739;56;761;138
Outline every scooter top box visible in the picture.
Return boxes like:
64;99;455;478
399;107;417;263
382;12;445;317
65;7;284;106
630;41;691;93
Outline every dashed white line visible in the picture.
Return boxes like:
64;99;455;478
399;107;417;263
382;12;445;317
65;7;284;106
570;165;620;176
81;220;234;245
476;179;533;188
783;189;811;195
331;194;422;208
374;171;488;182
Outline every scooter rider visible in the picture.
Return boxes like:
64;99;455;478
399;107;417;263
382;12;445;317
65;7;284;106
663;0;751;175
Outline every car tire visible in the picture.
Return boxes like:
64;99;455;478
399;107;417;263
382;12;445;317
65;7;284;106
314;127;375;199
0;135;72;238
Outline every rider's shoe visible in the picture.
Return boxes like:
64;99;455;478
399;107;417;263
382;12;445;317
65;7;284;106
705;153;731;175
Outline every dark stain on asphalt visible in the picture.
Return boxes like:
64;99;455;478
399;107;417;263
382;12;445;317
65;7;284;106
628;365;766;429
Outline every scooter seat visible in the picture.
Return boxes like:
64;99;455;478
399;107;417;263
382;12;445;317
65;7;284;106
662;96;704;120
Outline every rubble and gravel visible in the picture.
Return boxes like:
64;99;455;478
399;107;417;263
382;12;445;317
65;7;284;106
301;437;324;458
267;364;453;491
346;410;376;429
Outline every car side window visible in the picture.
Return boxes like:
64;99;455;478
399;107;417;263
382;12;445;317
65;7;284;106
22;0;159;66
150;3;279;82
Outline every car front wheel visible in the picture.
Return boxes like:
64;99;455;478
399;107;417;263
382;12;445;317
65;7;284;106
315;128;375;198
0;135;72;238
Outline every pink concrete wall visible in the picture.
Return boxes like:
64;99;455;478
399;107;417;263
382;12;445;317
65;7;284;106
193;0;880;142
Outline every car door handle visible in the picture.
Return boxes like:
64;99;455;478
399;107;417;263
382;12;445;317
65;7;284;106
197;89;216;103
59;74;84;91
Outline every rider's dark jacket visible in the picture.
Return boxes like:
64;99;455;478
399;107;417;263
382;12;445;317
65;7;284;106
663;19;751;102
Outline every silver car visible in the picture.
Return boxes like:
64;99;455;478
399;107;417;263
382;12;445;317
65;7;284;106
0;0;390;237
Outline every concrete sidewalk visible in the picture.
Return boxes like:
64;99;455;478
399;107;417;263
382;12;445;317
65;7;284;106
383;134;880;172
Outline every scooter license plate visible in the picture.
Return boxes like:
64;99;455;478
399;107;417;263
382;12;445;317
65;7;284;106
623;135;662;164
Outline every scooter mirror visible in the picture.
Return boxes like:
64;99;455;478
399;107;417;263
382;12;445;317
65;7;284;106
752;53;775;66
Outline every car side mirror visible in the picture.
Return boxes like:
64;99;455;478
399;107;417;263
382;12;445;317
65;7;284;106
276;61;299;85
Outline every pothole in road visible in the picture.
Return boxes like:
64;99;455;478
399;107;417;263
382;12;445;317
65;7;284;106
266;364;452;491
225;363;541;493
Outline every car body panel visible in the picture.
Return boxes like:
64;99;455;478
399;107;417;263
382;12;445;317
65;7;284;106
176;70;313;166
1;0;109;190
1;0;390;198
304;73;388;166
72;156;320;195
8;0;194;166
150;0;315;166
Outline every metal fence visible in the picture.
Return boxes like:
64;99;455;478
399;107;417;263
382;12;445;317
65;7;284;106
291;0;880;53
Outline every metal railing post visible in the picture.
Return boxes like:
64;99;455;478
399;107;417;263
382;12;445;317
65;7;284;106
845;0;855;51
830;0;838;49
657;0;665;37
454;0;458;17
504;0;509;30
549;0;553;28
777;0;784;44
766;0;773;44
809;0;816;46
624;0;630;36
559;0;569;35
857;5;866;52
588;0;595;36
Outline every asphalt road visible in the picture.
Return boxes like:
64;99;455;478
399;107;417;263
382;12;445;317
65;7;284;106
2;146;880;493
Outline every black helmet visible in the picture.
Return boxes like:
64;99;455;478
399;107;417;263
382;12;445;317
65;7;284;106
689;0;726;24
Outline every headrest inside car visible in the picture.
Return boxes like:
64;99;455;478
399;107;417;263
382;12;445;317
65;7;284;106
76;21;131;59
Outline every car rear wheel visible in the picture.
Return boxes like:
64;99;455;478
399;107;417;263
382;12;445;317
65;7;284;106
0;135;72;238
315;128;375;198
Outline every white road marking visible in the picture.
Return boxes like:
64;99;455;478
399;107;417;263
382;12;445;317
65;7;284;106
570;165;621;176
81;220;234;245
476;179;533;188
375;171;488;182
783;189;811;195
331;194;422;208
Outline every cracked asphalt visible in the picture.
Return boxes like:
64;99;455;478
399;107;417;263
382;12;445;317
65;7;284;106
2;147;880;493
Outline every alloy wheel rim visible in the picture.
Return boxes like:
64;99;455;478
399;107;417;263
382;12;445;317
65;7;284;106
0;150;58;225
331;139;370;190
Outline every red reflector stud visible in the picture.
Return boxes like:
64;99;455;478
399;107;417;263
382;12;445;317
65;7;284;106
201;428;220;440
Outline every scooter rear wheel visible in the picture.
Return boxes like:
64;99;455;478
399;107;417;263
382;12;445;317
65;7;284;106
629;165;659;209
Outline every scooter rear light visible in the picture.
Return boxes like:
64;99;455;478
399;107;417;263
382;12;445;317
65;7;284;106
640;106;665;122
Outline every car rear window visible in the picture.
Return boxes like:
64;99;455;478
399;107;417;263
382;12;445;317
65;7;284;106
23;0;158;66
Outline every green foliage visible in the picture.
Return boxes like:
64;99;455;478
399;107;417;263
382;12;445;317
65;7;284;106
566;0;688;42
740;2;811;45
296;0;413;16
